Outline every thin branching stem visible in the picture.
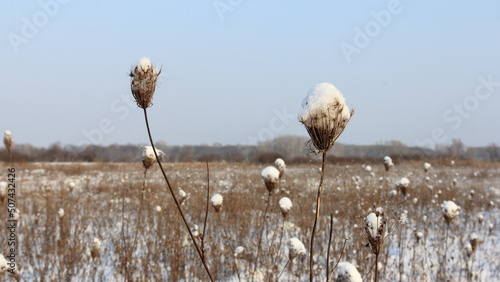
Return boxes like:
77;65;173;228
143;108;214;282
310;151;327;282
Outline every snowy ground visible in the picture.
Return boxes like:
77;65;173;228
2;160;499;281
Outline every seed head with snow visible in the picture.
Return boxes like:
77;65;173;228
274;158;286;178
279;197;292;217
141;145;165;169
335;262;362;282
442;200;460;224
210;193;223;213
261;166;280;193
299;82;354;153
130;57;161;109
288;237;306;260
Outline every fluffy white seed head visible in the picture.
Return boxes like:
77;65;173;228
396;177;410;196
335;262;362;282
279;197;293;217
442;200;460;224
383;156;394;171
288;237;306;260
211;193;223;213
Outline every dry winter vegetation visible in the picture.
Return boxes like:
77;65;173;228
1;159;499;281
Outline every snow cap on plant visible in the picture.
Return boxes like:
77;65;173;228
234;246;245;258
178;187;189;205
3;131;12;154
279;197;293;217
58;208;64;218
130;57;161;109
364;209;386;255
0;254;7;275
288;237;306;260
396;177;410;197
210;193;223;213
91;237;101;259
442;200;460;224
261;166;280;193
383;156;394;171
423;162;432;173
274;158;286;178
299;82;354;153
335;262;362;282
469;232;478;252
141;145;165;169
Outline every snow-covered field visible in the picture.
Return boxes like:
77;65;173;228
4;160;499;281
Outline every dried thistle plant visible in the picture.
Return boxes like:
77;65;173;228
4;131;12;162
130;57;161;109
299;82;353;281
299;83;354;154
364;209;387;282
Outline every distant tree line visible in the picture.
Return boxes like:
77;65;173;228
1;136;499;163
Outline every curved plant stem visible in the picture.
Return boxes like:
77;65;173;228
310;151;327;282
252;192;272;281
275;258;291;282
143;108;214;282
201;161;210;262
327;237;349;281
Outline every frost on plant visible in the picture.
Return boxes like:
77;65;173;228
364;210;386;255
3;130;12;154
129;57;161;109
335;262;362;282
299;82;354;153
288;237;306;260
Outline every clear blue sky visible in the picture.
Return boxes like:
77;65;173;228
1;1;499;148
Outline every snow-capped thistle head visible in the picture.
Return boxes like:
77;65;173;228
91;237;101;259
0;181;7;202
383;156;394;171
423;162;432;173
67;181;76;192
465;243;473;257
477;213;484;224
398;210;408;224
178;188;189;205
288;237;306;260
442;200;460;224
274;158;286;178
210;193;223;213
470;232;479;252
364;165;372;172
155;205;162;212
364;210;386;255
415;231;423;243
141;145;165;169
261;166;280;193
129;57;161;109
0;254;8;275
450;160;455;166
299;82;354;153
3;130;12;153
58;208;64;218
396;177;410;197
335;262;362;282
234;246;245;258
279;197;292;217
